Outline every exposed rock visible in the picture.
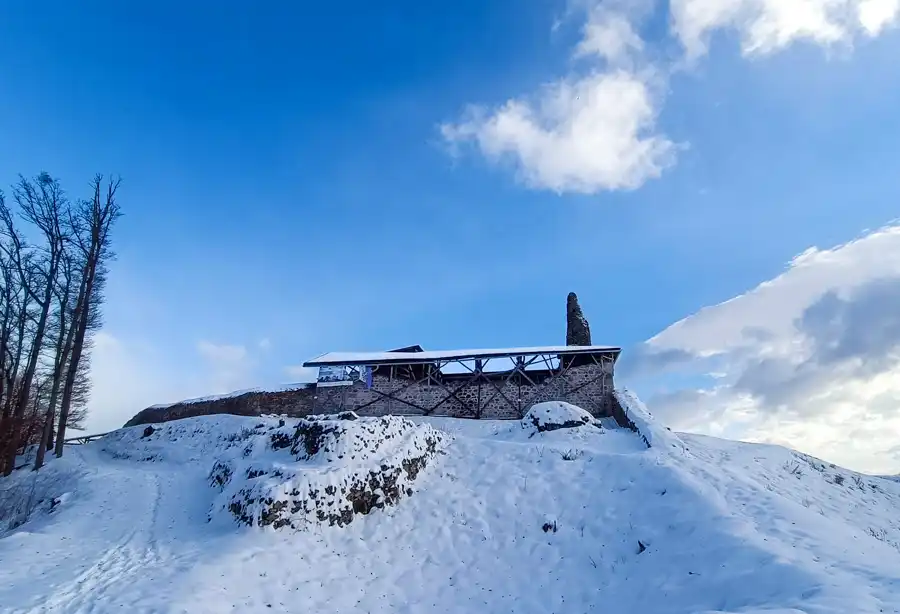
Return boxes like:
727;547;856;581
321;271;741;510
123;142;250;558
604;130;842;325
209;414;450;530
123;385;316;428
523;401;598;434
566;292;592;346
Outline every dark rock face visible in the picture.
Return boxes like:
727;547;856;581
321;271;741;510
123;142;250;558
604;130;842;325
529;414;594;433
210;414;448;530
123;386;316;428
566;292;592;346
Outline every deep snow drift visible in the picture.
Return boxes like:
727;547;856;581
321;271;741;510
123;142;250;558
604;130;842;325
2;393;900;614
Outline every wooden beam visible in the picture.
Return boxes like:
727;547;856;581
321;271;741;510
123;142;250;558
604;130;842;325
476;368;521;415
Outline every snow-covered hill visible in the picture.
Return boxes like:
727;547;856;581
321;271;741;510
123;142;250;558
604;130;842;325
1;394;899;614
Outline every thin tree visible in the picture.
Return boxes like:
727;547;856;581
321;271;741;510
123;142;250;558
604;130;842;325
54;175;120;458
0;202;30;438
33;250;80;470
0;174;69;476
0;208;17;447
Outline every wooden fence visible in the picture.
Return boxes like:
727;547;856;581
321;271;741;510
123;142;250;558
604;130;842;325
63;432;110;445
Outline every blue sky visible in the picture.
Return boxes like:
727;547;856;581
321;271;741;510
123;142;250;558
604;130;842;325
3;1;900;471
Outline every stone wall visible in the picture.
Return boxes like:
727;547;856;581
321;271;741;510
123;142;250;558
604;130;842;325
125;362;616;427
312;362;615;419
123;386;316;427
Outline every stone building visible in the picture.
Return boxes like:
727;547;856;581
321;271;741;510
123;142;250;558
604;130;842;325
303;344;620;419
124;292;624;426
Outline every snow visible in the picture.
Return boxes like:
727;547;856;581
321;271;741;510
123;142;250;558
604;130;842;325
0;454;83;534
523;401;597;433
209;412;450;529
2;392;900;613
304;344;620;366
614;387;683;449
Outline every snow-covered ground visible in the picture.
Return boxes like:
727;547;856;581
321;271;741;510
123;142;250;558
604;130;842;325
2;396;900;614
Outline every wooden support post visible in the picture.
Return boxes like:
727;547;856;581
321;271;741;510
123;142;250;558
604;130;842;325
475;359;483;418
516;357;524;416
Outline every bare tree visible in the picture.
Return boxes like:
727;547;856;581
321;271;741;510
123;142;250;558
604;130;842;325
33;250;80;470
0;173;120;475
0;203;32;445
54;175;120;458
0;174;69;476
0;216;17;442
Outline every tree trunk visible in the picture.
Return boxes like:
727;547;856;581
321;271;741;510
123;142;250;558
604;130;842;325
35;360;68;470
55;263;93;458
0;298;11;420
55;175;119;459
35;357;68;469
34;264;78;471
1;298;26;425
2;271;55;475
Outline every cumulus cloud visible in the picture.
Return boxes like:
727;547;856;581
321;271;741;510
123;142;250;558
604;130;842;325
442;0;900;194
441;0;675;194
575;9;645;64
442;71;675;193
626;225;900;473
671;0;900;58
859;0;900;34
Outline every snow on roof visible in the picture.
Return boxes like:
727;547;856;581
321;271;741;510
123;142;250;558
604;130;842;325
303;345;620;367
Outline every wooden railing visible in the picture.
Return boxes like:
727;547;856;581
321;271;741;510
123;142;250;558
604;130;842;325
63;432;110;445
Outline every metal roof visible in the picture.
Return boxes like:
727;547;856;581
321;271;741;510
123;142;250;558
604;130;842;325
303;345;621;367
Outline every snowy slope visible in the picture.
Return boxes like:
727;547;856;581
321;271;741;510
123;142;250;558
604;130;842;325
2;397;900;614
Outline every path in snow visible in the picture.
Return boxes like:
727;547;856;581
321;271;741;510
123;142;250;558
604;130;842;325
1;444;222;614
1;414;899;614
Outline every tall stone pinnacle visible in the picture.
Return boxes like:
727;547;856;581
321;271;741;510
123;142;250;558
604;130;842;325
566;292;592;346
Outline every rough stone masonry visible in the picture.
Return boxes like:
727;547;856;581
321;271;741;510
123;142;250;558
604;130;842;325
566;292;592;346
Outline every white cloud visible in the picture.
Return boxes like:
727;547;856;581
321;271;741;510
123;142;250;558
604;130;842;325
671;0;900;58
442;70;675;194
859;0;900;34
442;0;899;194
628;225;900;474
441;0;675;195
575;10;645;64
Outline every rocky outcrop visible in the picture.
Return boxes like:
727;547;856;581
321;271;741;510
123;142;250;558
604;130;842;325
566;292;592;346
124;386;316;428
209;413;450;530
